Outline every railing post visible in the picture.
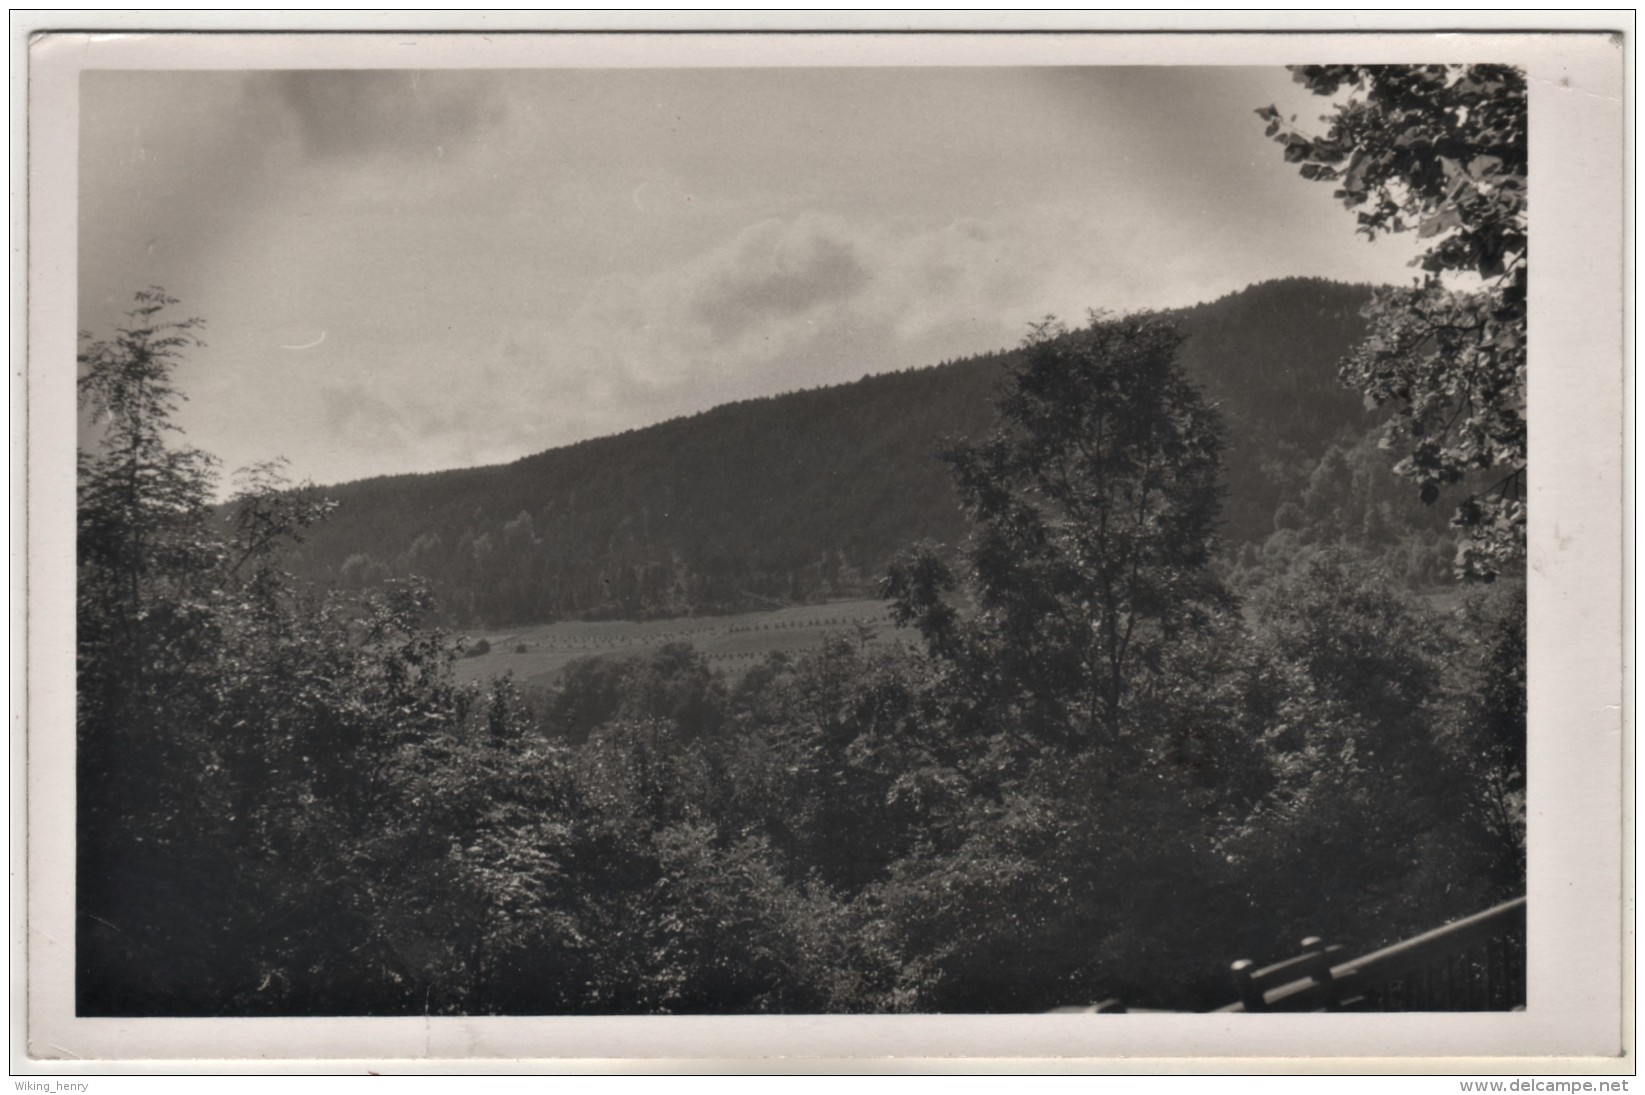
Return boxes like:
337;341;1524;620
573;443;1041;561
1298;936;1340;1011
1230;959;1267;1012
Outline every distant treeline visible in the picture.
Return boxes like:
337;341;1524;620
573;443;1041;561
282;278;1456;626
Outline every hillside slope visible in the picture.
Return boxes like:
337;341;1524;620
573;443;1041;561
286;278;1381;625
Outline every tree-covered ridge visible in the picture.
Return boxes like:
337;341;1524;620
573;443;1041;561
283;277;1406;627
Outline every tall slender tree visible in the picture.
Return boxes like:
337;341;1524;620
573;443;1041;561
885;312;1230;757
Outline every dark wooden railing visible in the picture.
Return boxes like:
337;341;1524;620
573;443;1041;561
1226;935;1346;1012
1217;896;1526;1012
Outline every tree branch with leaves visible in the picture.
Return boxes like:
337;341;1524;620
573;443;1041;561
1259;64;1526;580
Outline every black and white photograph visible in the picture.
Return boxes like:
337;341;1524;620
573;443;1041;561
19;18;1629;1070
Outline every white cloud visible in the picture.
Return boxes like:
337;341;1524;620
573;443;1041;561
79;67;1428;490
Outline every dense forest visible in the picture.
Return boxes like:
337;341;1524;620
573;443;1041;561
284;278;1465;626
76;64;1526;1018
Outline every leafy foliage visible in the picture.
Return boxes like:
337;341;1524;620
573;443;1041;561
1228;422;1462;592
1218;552;1519;952
1259;65;1527;579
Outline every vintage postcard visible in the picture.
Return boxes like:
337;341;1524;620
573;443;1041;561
16;13;1631;1073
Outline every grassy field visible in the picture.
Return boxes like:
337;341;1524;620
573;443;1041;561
454;585;1468;688
453;598;908;686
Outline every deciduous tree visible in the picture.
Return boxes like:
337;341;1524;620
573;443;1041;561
885;312;1230;755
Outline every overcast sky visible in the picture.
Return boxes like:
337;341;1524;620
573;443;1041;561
79;66;1422;490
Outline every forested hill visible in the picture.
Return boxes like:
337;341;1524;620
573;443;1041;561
285;278;1380;625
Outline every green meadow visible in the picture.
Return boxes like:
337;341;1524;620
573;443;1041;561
453;598;903;685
